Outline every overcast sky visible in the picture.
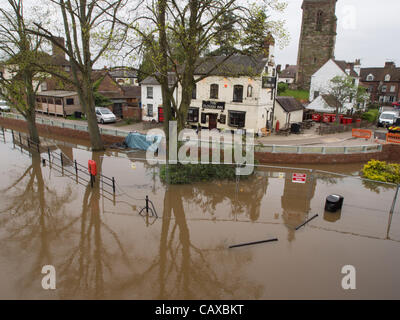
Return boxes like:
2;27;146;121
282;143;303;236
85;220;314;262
272;0;400;68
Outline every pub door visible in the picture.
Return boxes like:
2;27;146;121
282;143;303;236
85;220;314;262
208;113;217;130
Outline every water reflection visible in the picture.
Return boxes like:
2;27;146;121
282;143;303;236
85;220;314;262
0;153;73;294
281;172;317;241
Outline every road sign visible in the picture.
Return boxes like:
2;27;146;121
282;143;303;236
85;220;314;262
292;173;307;184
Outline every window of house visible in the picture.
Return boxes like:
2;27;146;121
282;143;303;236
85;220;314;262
65;65;71;72
367;74;374;81
229;111;245;127
314;91;320;99
41;82;47;91
147;86;153;99
316;10;323;31
390;85;396;93
382;86;387;93
210;84;219;99
385;74;391;82
66;98;74;105
55;99;62;105
47;98;54;104
233;85;243;103
147;104;153;117
389;96;395;102
187;107;199;122
41;97;47;103
192;84;197;99
247;85;253;98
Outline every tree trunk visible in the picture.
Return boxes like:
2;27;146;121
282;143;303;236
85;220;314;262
24;71;40;144
81;75;104;151
26;110;40;145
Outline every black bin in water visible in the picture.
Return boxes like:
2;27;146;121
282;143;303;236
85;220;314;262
325;195;344;212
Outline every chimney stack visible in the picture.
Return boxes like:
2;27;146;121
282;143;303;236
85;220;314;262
385;61;395;69
52;37;65;59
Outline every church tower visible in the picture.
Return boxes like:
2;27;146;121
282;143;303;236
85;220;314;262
296;0;337;90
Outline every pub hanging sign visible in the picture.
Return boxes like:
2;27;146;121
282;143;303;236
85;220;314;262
262;76;276;89
202;100;225;111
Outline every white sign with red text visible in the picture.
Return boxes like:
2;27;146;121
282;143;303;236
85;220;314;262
292;173;307;184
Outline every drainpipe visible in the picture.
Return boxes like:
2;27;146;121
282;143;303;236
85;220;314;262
270;70;278;131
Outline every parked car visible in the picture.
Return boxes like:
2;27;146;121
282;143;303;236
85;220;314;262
377;111;399;127
0;100;11;112
95;107;117;124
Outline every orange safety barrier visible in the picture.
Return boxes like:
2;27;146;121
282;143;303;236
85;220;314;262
352;129;372;139
387;133;400;144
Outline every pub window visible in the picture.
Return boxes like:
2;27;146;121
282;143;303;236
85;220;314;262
192;84;197;99
187;107;199;122
201;113;207;124
233;85;243;103
210;84;219;99
247;85;253;98
147;86;153;99
36;98;41;102
47;98;54;104
316;10;323;32
147;104;153;117
41;97;47;103
228;111;245;128
66;98;74;105
55;99;62;105
219;114;226;124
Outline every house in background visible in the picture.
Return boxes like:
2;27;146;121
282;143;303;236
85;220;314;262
279;65;297;84
360;62;400;105
140;72;176;122
274;96;304;129
308;58;361;113
306;94;341;113
109;68;139;86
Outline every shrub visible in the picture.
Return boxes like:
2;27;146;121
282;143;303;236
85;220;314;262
277;82;289;95
362;160;400;184
160;163;252;184
361;109;379;123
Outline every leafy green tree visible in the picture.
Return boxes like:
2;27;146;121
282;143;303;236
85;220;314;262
277;82;288;95
209;12;240;56
327;75;358;123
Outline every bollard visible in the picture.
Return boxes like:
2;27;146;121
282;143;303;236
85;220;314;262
74;160;78;176
112;177;115;194
19;132;22;145
60;152;63;167
146;195;149;214
42;158;46;166
28;139;30;149
48;148;51;163
90;174;94;188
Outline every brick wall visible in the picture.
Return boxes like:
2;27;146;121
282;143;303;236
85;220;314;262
0;117;124;145
122;106;142;121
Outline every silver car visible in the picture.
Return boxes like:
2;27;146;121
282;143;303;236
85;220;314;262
95;107;117;124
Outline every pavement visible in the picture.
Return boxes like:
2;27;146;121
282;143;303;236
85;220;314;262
33;113;384;147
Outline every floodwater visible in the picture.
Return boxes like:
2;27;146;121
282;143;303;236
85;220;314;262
0;127;400;300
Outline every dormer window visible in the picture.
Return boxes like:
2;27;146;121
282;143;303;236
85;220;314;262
316;10;323;31
385;74;391;82
366;74;374;81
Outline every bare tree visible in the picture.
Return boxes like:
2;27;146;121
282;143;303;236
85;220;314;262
29;0;130;151
0;0;46;144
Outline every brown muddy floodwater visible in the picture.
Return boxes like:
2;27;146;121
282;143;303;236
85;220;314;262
0;127;400;300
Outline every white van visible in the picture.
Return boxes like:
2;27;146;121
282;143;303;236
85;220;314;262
378;111;399;127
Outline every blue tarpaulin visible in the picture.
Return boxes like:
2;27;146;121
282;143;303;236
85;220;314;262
124;132;162;152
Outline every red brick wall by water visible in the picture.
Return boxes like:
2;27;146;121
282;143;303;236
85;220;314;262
2;116;400;163
0;117;124;145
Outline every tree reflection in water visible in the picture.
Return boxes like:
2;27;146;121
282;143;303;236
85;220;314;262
0;153;74;295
